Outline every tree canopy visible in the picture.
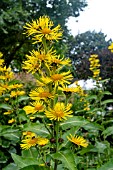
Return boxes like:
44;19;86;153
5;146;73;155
0;0;87;70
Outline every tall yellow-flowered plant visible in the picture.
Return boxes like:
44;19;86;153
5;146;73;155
20;16;88;169
0;52;27;125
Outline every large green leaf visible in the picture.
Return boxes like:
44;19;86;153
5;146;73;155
86;95;97;100
2;163;19;170
11;153;39;168
18;96;29;102
20;165;49;170
51;150;77;170
101;99;113;105
102;126;113;138
23;122;49;136
22;147;38;158
97;158;113;170
83;122;104;131
60;116;88;130
0;104;12;110
1;127;20;142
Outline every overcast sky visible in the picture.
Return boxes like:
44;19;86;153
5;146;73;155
67;0;113;40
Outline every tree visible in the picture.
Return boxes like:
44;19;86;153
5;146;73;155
0;0;87;70
68;30;113;94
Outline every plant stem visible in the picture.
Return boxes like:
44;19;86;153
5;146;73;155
54;121;59;170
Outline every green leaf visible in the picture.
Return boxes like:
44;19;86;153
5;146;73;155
18;96;29;102
83;122;104;131
23;123;49;136
1;128;20;142
51;150;77;170
86;95;97;100
22;147;38;158
102;126;113;138
20;165;49;170
11;153;39;168
100;91;112;95
101;99;113;105
0;104;12;110
60;116;88;130
0;150;8;163
97;158;113;170
2;163;19;170
95;141;107;153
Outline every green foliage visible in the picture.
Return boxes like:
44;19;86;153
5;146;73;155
0;0;87;70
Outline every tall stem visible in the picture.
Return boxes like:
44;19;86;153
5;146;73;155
54;121;59;170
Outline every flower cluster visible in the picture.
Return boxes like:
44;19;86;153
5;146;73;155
89;54;101;79
21;15;88;152
23;15;63;43
108;42;113;52
20;131;49;150
0;52;26;124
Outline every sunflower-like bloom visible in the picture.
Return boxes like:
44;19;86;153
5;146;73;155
20;137;39;150
23;101;44;115
29;87;53;101
49;55;71;69
22;48;56;74
24;15;63;43
108;42;113;52
0;66;14;80
50;71;73;89
67;134;88;148
60;85;84;94
20;131;49;149
45;102;73;121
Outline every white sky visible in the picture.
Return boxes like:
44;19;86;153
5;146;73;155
67;0;113;40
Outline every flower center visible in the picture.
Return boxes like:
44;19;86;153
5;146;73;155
38;54;46;60
41;28;52;34
55;111;64;118
39;92;51;98
51;74;63;81
29;138;38;145
35;105;43;111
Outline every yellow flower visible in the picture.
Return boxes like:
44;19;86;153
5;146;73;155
4;110;12;115
10;90;25;97
50;55;71;68
20;132;48;150
24;15;63;43
8;84;23;90
0;59;4;66
45;102;73;121
67;134;88;147
29;87;53;101
22;54;40;74
20;137;38;149
23;101;44;115
37;136;49;146
22;48;54;74
0;52;3;58
22;131;36;138
50;71;73;89
108;42;113;52
8;118;15;124
89;54;101;79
